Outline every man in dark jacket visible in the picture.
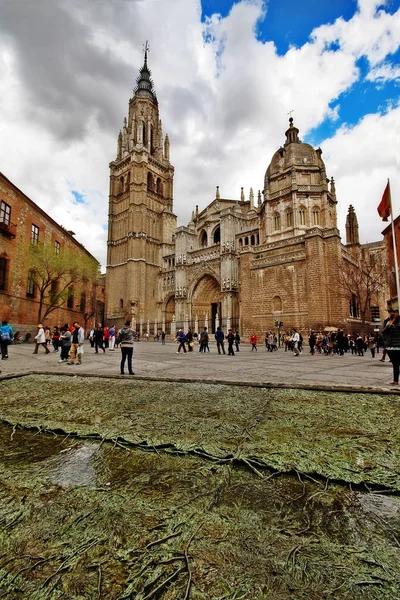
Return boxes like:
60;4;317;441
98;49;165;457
226;329;235;356
94;323;105;353
214;326;226;355
186;327;193;352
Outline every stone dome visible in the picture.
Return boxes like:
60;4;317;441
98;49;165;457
264;119;326;191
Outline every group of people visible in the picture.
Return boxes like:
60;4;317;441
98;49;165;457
174;327;242;356
1;306;400;384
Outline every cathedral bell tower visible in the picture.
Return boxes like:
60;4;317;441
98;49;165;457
106;43;176;329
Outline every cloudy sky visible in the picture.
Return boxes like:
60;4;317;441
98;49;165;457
0;0;399;269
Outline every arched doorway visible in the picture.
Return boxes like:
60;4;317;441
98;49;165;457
191;275;221;333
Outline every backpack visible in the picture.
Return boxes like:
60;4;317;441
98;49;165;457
0;330;10;342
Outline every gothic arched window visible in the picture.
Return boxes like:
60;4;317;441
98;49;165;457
119;176;124;194
273;212;281;231
286;210;293;228
244;236;249;246
298;207;306;225
156;178;163;195
239;238;243;248
143;123;147;147
150;126;154;155
312;208;320;225
120;298;124;309
251;234;255;245
125;172;131;191
147;172;154;191
213;227;220;244
200;230;208;248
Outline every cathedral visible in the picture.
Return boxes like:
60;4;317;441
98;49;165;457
105;51;388;336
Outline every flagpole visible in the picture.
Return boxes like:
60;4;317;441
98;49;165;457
388;178;400;307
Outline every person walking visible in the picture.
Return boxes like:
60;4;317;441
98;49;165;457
161;331;166;345
336;328;345;356
118;320;135;375
250;333;258;351
0;320;14;360
369;336;377;358
291;329;300;356
33;324;50;354
382;307;400;385
52;326;60;352
227;329;235;356
58;326;71;362
199;327;209;352
356;334;364;356
108;325;116;351
309;331;316;355
186;327;194;352
215;326;226;355
234;330;240;352
94;324;105;353
176;329;187;353
67;321;85;365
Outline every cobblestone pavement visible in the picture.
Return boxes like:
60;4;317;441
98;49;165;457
0;340;398;392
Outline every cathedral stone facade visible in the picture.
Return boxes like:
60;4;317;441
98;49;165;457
105;53;388;337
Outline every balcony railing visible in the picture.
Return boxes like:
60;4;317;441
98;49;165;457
0;219;17;238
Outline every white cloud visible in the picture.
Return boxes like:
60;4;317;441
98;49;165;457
323;104;400;243
367;62;400;83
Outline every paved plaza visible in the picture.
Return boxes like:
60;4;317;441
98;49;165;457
0;339;398;392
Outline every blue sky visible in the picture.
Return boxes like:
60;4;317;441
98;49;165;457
0;0;399;266
202;0;400;145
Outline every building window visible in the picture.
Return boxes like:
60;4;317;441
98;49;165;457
273;213;281;231
0;257;7;291
312;209;320;225
200;230;208;247
213;227;220;244
156;177;163;195
80;292;86;312
67;287;74;309
120;298;124;309
286;210;293;228
126;172;131;191
0;201;11;226
26;270;36;297
54;240;61;255
251;234;255;245
299;208;306;225
31;224;39;244
50;280;58;301
150;126;154;155
244;236;249;246
350;293;359;318
147;172;154;191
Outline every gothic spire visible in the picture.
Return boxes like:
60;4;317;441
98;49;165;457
346;205;359;245
134;41;157;102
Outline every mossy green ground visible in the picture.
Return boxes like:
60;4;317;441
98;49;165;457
1;375;400;598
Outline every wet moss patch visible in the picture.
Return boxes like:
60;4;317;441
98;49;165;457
1;375;400;490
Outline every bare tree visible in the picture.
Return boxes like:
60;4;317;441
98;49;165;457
28;243;99;323
336;247;388;333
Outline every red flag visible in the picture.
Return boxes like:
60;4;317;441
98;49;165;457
377;181;391;221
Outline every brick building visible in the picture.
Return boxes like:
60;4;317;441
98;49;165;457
0;172;101;336
106;52;389;337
